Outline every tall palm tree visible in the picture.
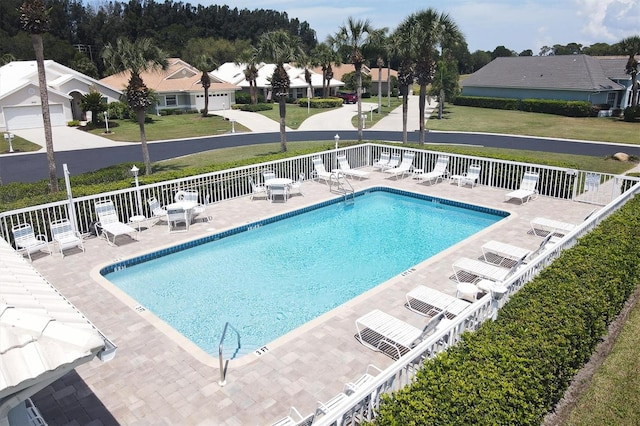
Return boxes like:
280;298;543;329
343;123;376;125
20;0;58;192
102;38;168;175
369;27;389;114
332;17;375;142
620;35;640;107
254;30;306;152
311;42;340;98
190;54;219;117
408;9;464;144
237;47;260;104
391;22;418;143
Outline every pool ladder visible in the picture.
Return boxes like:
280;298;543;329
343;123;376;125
218;322;241;386
329;170;355;204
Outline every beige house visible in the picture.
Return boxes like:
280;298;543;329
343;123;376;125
312;64;397;96
100;58;241;113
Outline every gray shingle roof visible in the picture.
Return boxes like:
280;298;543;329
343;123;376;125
462;55;625;91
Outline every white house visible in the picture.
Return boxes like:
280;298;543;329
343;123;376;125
212;62;344;100
0;61;122;131
100;58;241;113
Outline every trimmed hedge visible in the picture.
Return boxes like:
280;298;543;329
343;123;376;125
455;96;592;117
376;194;640;425
297;98;343;108
232;103;272;112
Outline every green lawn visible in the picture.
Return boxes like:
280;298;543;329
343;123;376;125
0;134;41;153
563;300;640;426
427;105;640;145
256;102;337;129
84;113;249;142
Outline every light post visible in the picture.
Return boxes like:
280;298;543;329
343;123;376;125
370;105;373;121
130;165;143;217
334;134;340;171
230;118;236;133
103;111;110;134
4;133;14;153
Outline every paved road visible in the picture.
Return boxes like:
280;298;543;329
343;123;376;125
2;96;639;183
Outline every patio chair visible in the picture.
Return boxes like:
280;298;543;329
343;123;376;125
269;183;289;203
530;217;576;237
270;407;315;426
343;364;383;396
49;218;85;258
355;309;448;359
481;240;532;267
384;151;416;179
413;156;450;184
372;152;391;171
505;171;539;204
289;172;305;196
405;285;471;319
11;223;51;261
378;153;400;171
249;177;268;200
312;157;332;184
450;164;481;187
94;200;138;246
337;155;369;180
167;206;190;233
263;170;276;183
452;254;527;284
147;196;167;225
192;193;212;222
316;392;349;417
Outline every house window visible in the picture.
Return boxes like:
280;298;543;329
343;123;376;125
166;95;177;106
606;92;616;107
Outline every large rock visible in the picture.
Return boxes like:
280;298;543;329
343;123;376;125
613;152;630;162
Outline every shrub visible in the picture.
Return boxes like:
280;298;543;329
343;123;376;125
623;106;640;122
520;99;591;117
233;103;273;112
376;195;640;425
297;98;342;108
67;120;81;127
454;96;519;110
107;101;132;120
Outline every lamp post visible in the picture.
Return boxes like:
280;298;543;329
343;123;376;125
103;111;110;134
230;118;236;133
4;133;14;153
130;165;143;216
334;134;340;171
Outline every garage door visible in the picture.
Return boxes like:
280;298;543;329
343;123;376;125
4;104;65;130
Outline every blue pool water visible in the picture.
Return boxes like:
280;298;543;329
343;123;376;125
103;188;506;357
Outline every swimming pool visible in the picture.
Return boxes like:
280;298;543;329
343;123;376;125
102;188;507;358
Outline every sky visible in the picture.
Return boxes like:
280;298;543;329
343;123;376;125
194;0;639;54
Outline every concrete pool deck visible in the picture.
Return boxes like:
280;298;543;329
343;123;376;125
28;170;597;425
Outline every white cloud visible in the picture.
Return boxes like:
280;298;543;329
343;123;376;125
576;0;639;42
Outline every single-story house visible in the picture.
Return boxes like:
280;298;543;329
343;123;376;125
0;60;122;131
212;62;344;100
100;58;241;113
0;238;115;425
313;64;397;96
461;54;637;109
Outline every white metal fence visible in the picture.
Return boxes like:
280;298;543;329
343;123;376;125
1;143;636;245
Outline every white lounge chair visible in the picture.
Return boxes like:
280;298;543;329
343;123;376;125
248;177;268;200
355;309;448;359
312;157;332;184
11;223;51;261
372;152;391;170
94;200;138;245
405;285;471;318
505;171;539;204
343;364;383;396
271;407;314;426
452;255;527;284
384;152;415;179
530;217;576;237
379;153;400;171
337;155;369;180
316;392;349;417
450;164;481;187
413;155;450;184
481;240;532;267
50;218;85;258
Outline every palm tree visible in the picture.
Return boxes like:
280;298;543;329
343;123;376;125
332;17;375;142
189;54;219;117
369;27;389;114
407;9;464;144
237;47;260;105
20;0;58;192
312;42;340;98
620;35;640;107
391;22;418;143
102;38;168;175
254;30;306;152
